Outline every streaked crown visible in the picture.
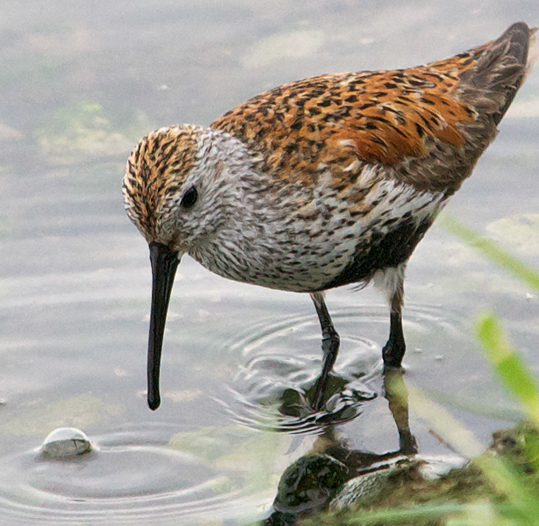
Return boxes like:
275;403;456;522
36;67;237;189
122;124;202;243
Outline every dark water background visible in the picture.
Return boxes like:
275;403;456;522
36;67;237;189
0;1;538;524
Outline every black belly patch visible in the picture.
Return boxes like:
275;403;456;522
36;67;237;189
323;219;432;289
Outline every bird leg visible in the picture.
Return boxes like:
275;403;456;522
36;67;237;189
383;310;406;367
310;292;340;410
378;266;406;367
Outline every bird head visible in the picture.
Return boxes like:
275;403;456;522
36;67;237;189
123;124;236;410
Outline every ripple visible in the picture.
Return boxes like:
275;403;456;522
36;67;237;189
0;425;270;525
218;304;467;433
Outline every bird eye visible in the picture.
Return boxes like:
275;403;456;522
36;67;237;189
180;187;198;209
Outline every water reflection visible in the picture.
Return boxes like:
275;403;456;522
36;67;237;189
260;370;422;525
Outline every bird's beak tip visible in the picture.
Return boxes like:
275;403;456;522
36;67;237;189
148;395;161;411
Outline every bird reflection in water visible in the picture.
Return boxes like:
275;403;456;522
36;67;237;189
259;369;420;525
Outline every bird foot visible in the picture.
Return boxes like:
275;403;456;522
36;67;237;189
311;331;340;411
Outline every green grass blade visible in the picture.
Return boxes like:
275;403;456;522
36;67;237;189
477;313;539;428
328;501;466;524
440;214;539;293
408;385;539;524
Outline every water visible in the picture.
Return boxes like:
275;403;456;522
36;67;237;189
1;1;538;524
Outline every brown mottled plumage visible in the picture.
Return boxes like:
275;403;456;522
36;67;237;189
123;23;537;411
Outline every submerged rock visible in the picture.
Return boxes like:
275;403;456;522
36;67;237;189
301;422;539;526
273;454;349;514
41;427;92;459
331;454;467;509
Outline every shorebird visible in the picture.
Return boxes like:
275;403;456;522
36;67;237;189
123;22;537;411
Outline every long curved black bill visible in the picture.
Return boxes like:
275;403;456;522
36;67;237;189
148;241;180;410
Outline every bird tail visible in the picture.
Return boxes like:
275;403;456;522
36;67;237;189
461;22;537;125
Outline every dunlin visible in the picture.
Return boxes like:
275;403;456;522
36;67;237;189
123;23;537;410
